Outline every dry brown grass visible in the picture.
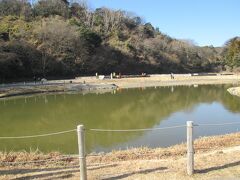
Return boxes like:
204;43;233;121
1;132;240;179
87;132;240;164
0;150;64;164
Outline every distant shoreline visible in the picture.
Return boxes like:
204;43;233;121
0;74;240;98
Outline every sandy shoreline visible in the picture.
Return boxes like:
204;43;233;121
1;74;240;98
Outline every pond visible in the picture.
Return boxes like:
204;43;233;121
0;84;240;154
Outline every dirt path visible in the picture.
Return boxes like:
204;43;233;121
76;74;240;89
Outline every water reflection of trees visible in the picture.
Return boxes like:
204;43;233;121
0;84;239;153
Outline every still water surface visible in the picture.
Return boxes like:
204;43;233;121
0;84;240;154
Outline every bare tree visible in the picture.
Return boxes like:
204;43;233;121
97;8;124;33
33;17;87;75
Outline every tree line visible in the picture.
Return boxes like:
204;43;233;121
0;0;238;82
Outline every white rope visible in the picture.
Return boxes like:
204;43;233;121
0;122;238;139
89;125;186;132
0;129;76;139
196;122;240;126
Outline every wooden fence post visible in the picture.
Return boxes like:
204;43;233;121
187;121;194;175
77;125;87;180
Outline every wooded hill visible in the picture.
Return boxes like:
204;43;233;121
0;0;238;82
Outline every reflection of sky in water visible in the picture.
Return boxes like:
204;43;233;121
96;102;240;152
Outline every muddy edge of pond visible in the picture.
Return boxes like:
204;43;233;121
0;83;117;98
1;74;240;98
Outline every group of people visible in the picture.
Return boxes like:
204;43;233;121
95;72;175;79
96;72;122;79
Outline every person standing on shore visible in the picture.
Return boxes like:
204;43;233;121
33;76;37;84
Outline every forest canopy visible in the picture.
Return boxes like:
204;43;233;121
0;0;238;82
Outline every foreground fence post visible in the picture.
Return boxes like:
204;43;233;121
187;121;194;175
77;125;87;180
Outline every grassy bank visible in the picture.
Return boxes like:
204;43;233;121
1;132;240;179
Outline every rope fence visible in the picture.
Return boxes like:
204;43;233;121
0;121;240;140
0;129;76;139
196;122;240;126
0;121;240;179
88;125;186;132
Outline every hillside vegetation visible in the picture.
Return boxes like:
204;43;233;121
0;0;238;82
223;37;240;70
